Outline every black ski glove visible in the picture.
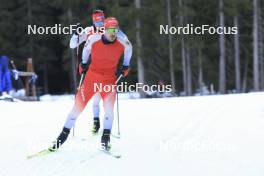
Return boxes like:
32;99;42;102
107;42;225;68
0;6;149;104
117;65;130;77
79;63;88;75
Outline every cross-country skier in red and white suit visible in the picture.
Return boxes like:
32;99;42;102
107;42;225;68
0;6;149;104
70;9;130;135
50;17;132;151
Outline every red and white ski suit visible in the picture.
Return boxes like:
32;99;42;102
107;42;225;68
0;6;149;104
64;33;132;130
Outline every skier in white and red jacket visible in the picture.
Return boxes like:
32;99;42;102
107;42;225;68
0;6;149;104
70;10;129;135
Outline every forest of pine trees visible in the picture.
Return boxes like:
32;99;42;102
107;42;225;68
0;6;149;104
0;0;263;96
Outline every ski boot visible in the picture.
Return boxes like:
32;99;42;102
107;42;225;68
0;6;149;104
92;117;100;134
49;127;70;151
101;129;111;151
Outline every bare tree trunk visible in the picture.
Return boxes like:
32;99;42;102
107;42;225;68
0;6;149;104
242;57;248;93
179;0;187;95
186;44;192;95
198;48;203;95
219;0;226;94
234;16;241;93
181;38;187;95
68;0;77;93
253;0;260;91
166;0;176;95
135;0;145;98
26;0;33;58
258;2;264;90
260;29;264;90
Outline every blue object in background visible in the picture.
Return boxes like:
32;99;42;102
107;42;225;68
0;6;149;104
0;56;13;93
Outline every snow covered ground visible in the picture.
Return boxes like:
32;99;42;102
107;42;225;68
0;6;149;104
1;92;264;176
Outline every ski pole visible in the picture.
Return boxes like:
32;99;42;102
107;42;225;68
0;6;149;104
78;73;85;89
116;90;120;136
116;74;123;137
73;34;80;137
116;74;123;84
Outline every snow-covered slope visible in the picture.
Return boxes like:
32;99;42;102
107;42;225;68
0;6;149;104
1;92;264;176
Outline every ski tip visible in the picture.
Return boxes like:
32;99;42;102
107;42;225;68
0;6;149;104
99;148;122;159
26;148;55;160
